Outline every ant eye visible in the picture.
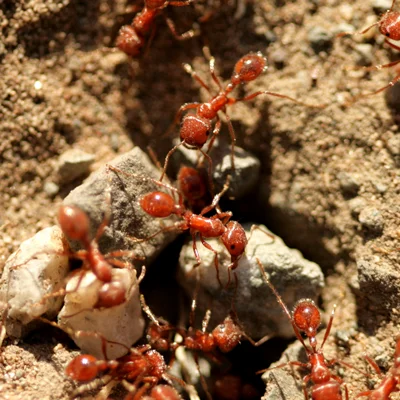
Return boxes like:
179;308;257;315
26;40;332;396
230;244;236;249
386;32;391;37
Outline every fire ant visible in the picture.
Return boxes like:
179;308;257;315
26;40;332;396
255;257;350;400
56;201;143;309
65;341;185;399
338;0;400;99
356;338;400;399
108;164;249;287
116;0;197;57
160;49;325;180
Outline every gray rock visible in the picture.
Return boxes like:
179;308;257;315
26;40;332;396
169;139;260;199
177;224;324;340
354;44;374;67
57;148;95;183
348;197;367;217
358;207;384;233
43;181;60;197
0;226;70;337
58;268;144;359
63;147;179;266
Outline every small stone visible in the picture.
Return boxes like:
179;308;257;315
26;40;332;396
374;182;388;194
358;207;384;233
308;26;333;53
337;171;360;196
348;197;367;217
0;226;70;337
57;148;95;183
43;181;59;197
372;0;392;14
58;268;144;359
269;48;288;69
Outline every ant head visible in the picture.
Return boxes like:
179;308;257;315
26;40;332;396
96;281;126;308
379;12;400;40
212;315;242;353
220;221;248;260
231;52;267;85
178;166;207;201
292;299;321;340
65;354;99;382
140;191;178;217
116;25;143;57
58;205;91;245
180;115;212;148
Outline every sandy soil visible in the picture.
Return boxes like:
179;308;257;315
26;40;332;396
0;0;399;399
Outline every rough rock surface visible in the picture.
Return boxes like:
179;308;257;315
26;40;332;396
178;224;324;339
0;226;69;338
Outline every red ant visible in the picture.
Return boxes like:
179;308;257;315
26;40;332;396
125;384;183;399
56;202;143;309
338;0;400;99
116;0;197;57
108;164;248;287
255;257;350;400
355;338;400;399
66;342;185;399
160;49;325;180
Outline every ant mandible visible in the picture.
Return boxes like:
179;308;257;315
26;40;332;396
160;49;325;180
108;164;248;287
255;257;350;400
338;0;400;99
356;338;400;399
116;0;197;57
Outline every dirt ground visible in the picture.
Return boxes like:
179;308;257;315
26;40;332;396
0;0;400;399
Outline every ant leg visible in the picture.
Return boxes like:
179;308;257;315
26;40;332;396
257;360;308;375
364;354;383;375
160;142;183;182
354;69;400;99
199;175;231;216
255;257;308;349
346;58;400;72
320;304;336;349
203;46;223;90
94;190;112;243
197;147;215;195
189;267;201;328
248;224;275;243
199;235;222;287
302;375;311;400
204;116;221;156
234;90;326;109
182;63;212;93
193;352;213;400
128;222;186;243
385;38;400;52
164;16;198;41
336;21;379;38
224;112;237;170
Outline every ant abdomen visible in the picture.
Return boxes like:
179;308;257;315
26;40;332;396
293;299;321;338
231;52;267;85
96;281;126;308
140;192;177;217
58;205;90;245
180;115;211;147
65;354;99;382
379;12;400;39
